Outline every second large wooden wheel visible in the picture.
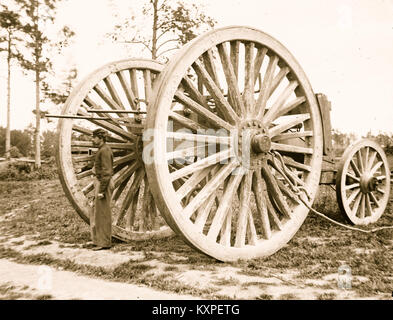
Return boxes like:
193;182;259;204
57;59;173;241
146;26;323;261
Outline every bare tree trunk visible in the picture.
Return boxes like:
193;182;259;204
34;68;41;168
5;33;11;160
34;0;41;169
151;0;158;60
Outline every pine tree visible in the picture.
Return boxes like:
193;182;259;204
0;4;23;160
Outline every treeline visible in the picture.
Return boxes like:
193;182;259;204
332;129;393;155
0;126;56;159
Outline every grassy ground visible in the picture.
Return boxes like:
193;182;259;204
0;179;392;299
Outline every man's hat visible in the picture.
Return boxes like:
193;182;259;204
92;128;108;138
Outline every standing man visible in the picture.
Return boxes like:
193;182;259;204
91;128;114;250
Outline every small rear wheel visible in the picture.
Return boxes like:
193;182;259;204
336;139;390;225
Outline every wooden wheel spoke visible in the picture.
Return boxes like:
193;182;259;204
357;150;364;173
192;59;240;124
77;108;135;141
252;170;271;239
207;171;244;242
125;185;140;230
166;131;231;145
365;193;373;217
181;76;210;108
265;191;283;231
82;181;94;195
113;153;136;166
263;96;306;126
246;210;258;246
103;77;126;110
271;142;313;154
269;67;290;98
115;169;145;225
219;207;233;246
113;161;140;189
166;144;213;162
112;174;132;202
170;148;234;181
182;160;238;219
169;110;207;132
369;192;380;208
269;114;310;138
346;172;360;182
271;129;312;142
116;70;137;110
217;43;246;115
359;194;366;219
243;42;255;115
350;159;361;177
235;171;253;247
282;156;311;172
351;192;362;215
143;69;153;110
255;55;279;118
202;49;221;85
369;161;383;176
72;124;125;143
175;90;234;131
347;188;361;204
230;41;240;79
176;164;218;200
194;193;216;233
344;183;360;191
263;81;298;126
82;100;122;129
129;69;139;99
365;149;376;171
253;47;268;86
93;84;125;114
262;165;292;218
274;176;301;204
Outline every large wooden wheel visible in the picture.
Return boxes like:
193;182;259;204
57;59;173;241
146;26;323;261
336;139;390;225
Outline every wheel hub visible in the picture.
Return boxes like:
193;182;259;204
236;120;271;169
360;173;378;193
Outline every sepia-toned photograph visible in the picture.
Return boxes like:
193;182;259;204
0;0;392;305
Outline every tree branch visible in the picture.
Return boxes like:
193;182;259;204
156;38;179;51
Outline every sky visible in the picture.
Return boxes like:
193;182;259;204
0;0;392;136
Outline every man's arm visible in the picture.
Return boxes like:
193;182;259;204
98;148;113;194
